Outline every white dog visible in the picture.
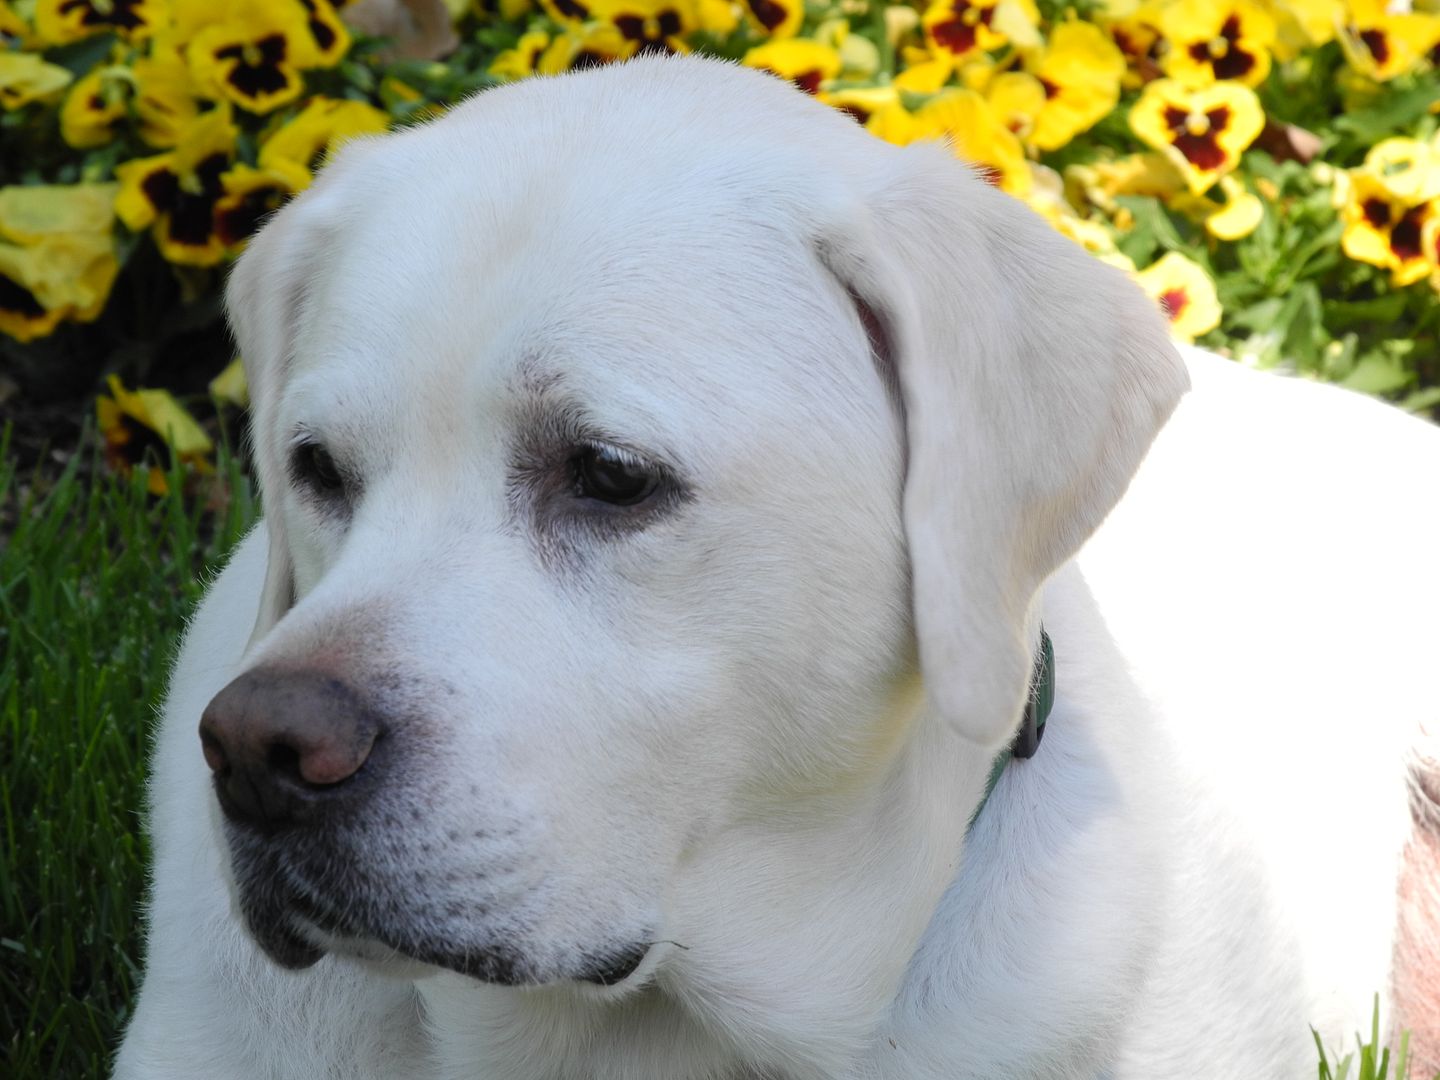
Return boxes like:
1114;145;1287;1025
115;57;1440;1080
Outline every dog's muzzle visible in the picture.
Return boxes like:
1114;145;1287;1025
198;664;653;988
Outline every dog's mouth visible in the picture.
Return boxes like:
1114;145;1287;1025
228;833;651;988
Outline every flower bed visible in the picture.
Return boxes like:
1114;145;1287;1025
1;0;1438;476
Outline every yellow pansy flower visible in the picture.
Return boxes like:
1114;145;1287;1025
489;30;551;79
214;160;311;248
737;0;802;39
1129;79;1265;194
97;374;213;495
1337;0;1440;81
600;0;696;56
0;52;72;110
1340;172;1435;286
258;96;390;178
1018;20;1126;151
985;70;1047;141
60;66;128;149
34;0;167;45
115;107;238;266
133;35;203;148
1102;0;1165;82
1052;212;1135;272
1134;251;1221;342
917;89;1031;196
0;183;120;342
188;0;319;114
1065;152;1187;214
1359;137;1440;204
294;0;350;67
538;0;599;23
820;85;902;126
1160;0;1275;88
742;39;843;94
536;23;633;73
922;0;1040;63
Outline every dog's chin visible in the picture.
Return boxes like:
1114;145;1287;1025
237;881;653;989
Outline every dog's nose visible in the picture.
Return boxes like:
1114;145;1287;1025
199;667;382;828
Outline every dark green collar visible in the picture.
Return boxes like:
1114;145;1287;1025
968;629;1054;831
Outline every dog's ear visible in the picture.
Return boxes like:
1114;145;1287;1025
819;142;1188;751
225;195;322;649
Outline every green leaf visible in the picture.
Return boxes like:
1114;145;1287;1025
1338;354;1414;395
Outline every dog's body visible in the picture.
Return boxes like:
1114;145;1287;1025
116;58;1440;1079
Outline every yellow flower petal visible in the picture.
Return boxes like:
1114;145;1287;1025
209;357;250;407
104;374;213;457
917;89;1031;196
1205;183;1263;240
0;52;72;110
1134;251;1221;342
742;39;843;94
258;97;390;178
1129;78;1265;194
0;183;118;243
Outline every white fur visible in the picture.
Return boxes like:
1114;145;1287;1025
114;57;1440;1080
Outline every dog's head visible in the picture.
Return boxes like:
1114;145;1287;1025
209;54;1184;1034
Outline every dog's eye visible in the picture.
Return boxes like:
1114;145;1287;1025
571;444;658;507
292;442;345;496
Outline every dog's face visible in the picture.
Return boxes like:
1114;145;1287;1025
211;57;1186;1014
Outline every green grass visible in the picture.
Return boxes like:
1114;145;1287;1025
0;439;1431;1078
0;441;255;1078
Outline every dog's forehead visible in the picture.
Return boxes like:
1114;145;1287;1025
285;61;885;449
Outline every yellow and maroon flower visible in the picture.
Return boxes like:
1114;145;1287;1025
258;96;390;178
821;85;902;127
1014;20;1126;152
922;0;1039;64
1337;0;1440;82
294;0;350;67
1129;79;1265;194
188;0;318;114
916;89;1032;196
34;0;167;45
538;0;598;25
1134;251;1221;342
115;108;238;266
601;0;696;56
1340;172;1436;287
60;65;128;149
489;29;551;79
536;23;633;73
742;38;843;95
213;160;311;248
738;0;802;39
97;374;213;495
1159;0;1275;88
